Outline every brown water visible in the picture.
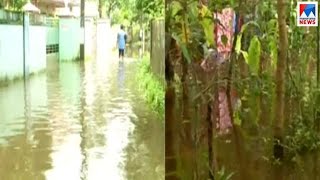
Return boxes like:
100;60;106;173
211;128;320;180
0;57;164;180
175;126;320;180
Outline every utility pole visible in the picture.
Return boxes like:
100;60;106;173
22;2;40;79
23;11;30;79
80;0;85;60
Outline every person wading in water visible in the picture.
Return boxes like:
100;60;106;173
117;24;127;61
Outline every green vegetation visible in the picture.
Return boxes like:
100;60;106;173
166;0;320;179
94;0;164;26
216;167;235;180
137;54;164;118
0;0;25;11
0;75;19;87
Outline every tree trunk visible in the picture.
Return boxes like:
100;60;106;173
107;6;112;18
165;85;179;180
98;0;102;18
181;55;192;146
206;101;214;180
178;4;194;175
165;34;179;179
179;54;194;180
273;0;288;161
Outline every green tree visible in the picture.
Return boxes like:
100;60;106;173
273;0;288;161
98;0;119;18
2;0;26;10
136;0;164;19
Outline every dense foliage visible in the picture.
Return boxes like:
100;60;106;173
95;0;164;27
166;0;320;179
0;0;26;10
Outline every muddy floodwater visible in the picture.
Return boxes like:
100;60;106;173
0;56;164;180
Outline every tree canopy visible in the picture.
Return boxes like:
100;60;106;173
97;0;164;26
1;0;26;11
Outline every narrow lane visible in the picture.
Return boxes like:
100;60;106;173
0;56;164;180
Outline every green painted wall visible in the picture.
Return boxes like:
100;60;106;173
46;27;59;45
0;25;23;81
59;18;81;61
29;26;46;73
0;25;46;82
0;17;84;83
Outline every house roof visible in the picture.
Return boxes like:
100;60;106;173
33;0;98;17
37;0;80;8
22;2;41;13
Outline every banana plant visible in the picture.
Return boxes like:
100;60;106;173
168;0;215;64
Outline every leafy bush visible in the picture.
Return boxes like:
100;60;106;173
284;83;320;161
286;117;320;154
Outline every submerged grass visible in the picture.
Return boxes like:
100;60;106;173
136;54;164;119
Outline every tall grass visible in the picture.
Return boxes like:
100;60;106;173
136;55;164;119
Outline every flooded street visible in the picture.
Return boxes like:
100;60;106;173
0;56;164;180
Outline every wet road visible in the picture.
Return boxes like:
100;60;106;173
0;57;164;180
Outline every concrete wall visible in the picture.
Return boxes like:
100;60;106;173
46;27;59;45
96;19;111;61
0;24;46;82
85;18;95;59
59;18;81;61
0;16;89;83
0;25;23;81
150;19;165;83
46;26;59;63
29;26;47;73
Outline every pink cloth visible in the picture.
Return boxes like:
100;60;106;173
214;8;235;59
217;90;233;134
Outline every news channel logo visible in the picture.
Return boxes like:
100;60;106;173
297;1;318;27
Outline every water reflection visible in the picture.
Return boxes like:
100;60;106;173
210;129;320;180
24;78;32;145
0;57;164;179
118;61;125;95
126;44;142;59
79;61;88;180
0;74;52;180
